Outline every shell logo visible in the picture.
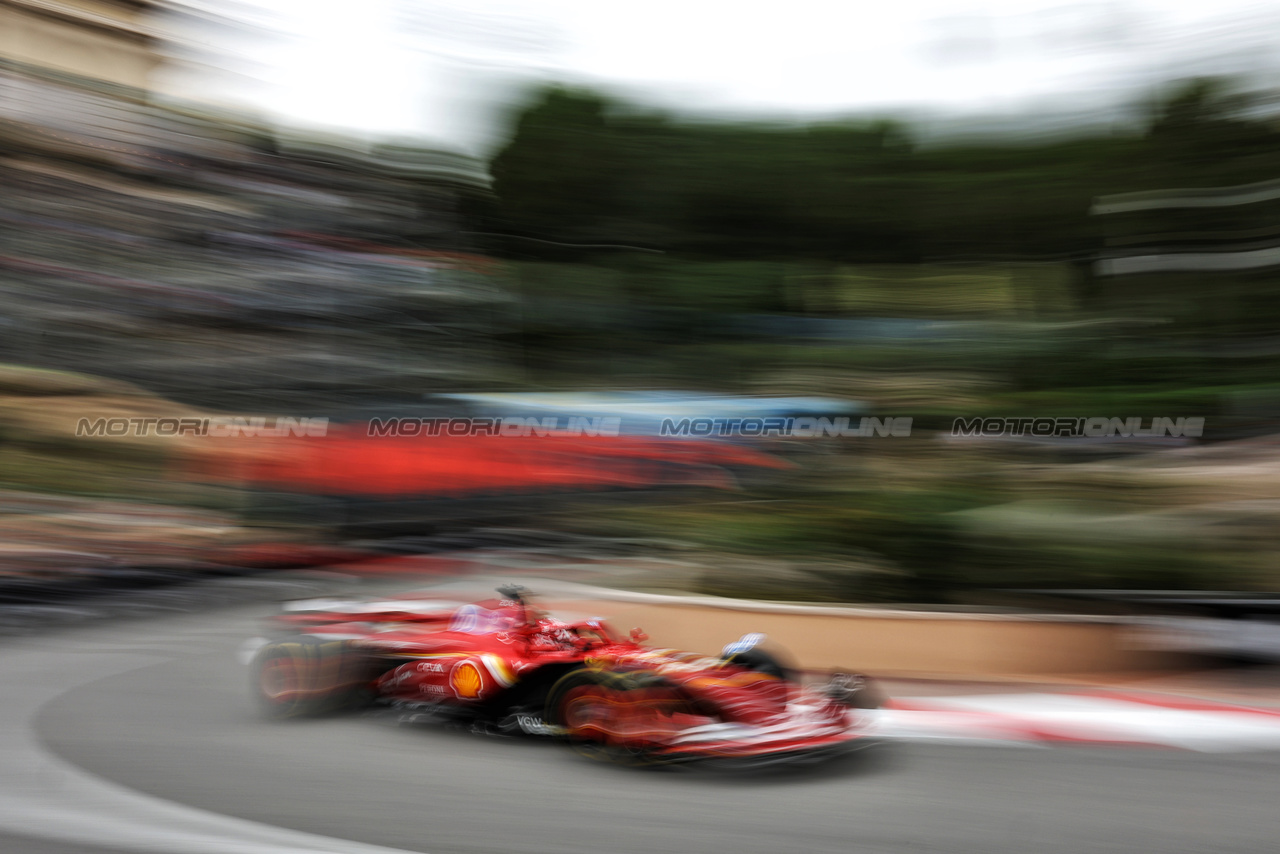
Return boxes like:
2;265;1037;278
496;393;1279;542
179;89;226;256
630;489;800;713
450;661;484;699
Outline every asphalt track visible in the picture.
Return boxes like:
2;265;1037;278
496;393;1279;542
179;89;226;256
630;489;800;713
5;590;1280;854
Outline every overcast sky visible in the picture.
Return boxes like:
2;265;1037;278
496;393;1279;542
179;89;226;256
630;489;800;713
162;0;1280;155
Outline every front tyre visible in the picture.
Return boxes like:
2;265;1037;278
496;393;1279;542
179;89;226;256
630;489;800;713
544;669;689;766
821;672;886;710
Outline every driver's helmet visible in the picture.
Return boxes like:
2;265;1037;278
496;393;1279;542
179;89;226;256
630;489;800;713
448;603;520;634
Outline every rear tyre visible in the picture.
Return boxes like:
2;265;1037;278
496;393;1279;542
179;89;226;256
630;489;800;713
252;636;374;719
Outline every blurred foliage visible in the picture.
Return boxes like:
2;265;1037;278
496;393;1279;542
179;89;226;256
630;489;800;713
578;463;1255;605
482;77;1280;600
490;78;1280;264
488;77;1280;404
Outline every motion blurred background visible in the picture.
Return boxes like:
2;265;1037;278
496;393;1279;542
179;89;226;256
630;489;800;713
4;0;1280;654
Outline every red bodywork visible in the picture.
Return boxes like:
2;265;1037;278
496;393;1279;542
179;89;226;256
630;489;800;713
252;589;879;764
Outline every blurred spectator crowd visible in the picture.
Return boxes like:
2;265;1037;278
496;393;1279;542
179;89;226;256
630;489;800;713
0;59;507;412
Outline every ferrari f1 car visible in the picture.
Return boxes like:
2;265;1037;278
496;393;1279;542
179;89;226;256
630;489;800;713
248;584;882;766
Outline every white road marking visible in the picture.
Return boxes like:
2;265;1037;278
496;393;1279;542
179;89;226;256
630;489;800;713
878;693;1280;751
0;646;426;854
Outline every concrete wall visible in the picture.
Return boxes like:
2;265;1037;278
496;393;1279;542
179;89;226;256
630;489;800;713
545;591;1188;680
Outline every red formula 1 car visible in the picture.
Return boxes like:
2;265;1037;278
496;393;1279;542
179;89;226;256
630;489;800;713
248;584;882;766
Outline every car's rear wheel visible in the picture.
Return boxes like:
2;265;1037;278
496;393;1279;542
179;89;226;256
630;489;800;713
251;636;374;719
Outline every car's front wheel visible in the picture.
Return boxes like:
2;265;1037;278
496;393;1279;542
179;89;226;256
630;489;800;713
544;668;690;765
